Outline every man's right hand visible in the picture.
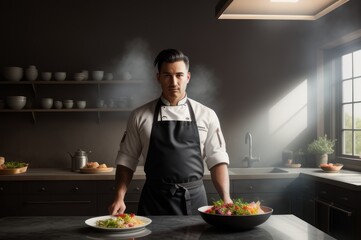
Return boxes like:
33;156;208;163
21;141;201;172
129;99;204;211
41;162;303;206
108;199;126;215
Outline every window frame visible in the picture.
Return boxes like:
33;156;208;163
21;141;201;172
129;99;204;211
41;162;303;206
324;38;361;168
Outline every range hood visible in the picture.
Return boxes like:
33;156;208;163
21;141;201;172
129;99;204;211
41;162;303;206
215;0;349;20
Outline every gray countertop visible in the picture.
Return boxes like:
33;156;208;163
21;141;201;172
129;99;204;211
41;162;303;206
1;166;361;190
0;215;335;240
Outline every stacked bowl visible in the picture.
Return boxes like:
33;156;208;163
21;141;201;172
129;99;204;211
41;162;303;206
6;96;27;109
3;67;23;81
25;65;38;81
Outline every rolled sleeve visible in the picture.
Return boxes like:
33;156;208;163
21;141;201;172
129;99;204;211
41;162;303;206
202;108;229;170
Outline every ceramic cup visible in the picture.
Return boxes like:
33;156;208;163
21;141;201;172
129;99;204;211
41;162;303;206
54;100;63;109
41;98;53;109
41;72;52;81
54;72;66;81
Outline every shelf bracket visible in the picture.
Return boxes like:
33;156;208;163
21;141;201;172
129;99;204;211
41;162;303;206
31;83;37;96
31;112;36;123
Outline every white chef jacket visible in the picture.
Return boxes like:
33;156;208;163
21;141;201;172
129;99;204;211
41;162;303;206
115;96;229;171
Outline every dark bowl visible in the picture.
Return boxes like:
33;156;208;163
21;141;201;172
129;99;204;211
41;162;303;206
198;205;273;230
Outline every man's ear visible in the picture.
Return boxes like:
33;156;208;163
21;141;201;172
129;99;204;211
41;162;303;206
156;72;160;83
187;72;191;83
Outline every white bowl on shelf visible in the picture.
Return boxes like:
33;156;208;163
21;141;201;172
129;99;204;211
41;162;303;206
54;72;66;81
6;96;27;109
91;71;104;81
63;100;74;109
73;73;85;81
40;98;53;109
41;72;52;81
76;100;86;109
3;67;23;81
54;100;63;109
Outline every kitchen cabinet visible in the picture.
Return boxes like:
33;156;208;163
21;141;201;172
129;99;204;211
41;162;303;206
96;180;144;215
0;80;144;123
22;181;97;216
205;179;294;214
0;182;24;217
232;179;294;214
290;177;316;226
0;180;145;216
315;182;361;240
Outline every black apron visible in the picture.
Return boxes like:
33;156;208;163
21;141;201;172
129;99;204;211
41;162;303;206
137;99;207;215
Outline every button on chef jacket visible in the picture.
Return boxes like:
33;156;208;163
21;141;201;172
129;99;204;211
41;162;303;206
115;96;229;171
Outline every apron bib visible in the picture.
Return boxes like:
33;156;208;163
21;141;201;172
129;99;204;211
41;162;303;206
137;99;207;215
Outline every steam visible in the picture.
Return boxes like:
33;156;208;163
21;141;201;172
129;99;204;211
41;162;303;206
187;65;219;110
113;39;220;108
114;38;158;105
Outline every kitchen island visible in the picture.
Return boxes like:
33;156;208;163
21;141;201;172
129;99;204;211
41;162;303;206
0;215;334;240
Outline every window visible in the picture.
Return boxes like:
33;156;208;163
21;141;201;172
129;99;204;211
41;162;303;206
339;47;361;158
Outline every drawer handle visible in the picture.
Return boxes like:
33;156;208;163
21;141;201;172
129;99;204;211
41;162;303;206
320;190;327;195
0;187;4;191
40;187;46;192
135;187;140;191
248;186;253;190
315;198;352;217
73;187;79;191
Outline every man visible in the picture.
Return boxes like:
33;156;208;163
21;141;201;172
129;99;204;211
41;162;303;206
109;49;232;215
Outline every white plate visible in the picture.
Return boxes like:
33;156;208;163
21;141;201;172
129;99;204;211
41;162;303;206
85;215;152;232
85;228;152;240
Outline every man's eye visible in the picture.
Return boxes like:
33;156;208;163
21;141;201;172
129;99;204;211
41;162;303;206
176;74;184;78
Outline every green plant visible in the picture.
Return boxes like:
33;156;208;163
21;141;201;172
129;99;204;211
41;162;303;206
307;135;336;155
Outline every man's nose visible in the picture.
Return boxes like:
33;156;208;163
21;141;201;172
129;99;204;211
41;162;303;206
169;75;177;85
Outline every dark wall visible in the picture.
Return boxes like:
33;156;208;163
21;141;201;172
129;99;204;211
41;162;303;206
0;0;360;168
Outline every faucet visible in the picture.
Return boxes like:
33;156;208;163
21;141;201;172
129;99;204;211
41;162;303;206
242;132;260;168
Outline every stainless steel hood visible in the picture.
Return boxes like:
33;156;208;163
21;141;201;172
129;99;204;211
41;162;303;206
215;0;349;20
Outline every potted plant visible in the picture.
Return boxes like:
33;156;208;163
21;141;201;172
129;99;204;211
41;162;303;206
307;135;336;167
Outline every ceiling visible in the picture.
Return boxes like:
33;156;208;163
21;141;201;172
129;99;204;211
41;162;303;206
216;0;350;20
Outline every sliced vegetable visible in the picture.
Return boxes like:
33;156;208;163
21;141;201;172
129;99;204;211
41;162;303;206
205;199;264;216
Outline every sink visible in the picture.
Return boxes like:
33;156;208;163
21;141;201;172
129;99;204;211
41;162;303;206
228;167;288;175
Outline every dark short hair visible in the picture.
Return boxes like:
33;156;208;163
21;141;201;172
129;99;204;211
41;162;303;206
154;49;189;72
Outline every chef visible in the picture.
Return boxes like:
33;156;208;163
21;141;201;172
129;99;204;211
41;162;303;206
109;49;232;215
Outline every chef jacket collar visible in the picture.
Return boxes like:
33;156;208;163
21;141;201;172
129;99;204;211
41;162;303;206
160;95;188;106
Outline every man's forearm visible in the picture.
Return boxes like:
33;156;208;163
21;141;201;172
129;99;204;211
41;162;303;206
210;163;232;203
115;165;134;200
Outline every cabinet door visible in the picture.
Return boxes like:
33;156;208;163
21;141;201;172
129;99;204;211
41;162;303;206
290;177;315;225
232;179;293;214
0;182;24;216
97;180;144;215
315;198;356;240
23;181;97;216
231;193;290;214
315;182;359;240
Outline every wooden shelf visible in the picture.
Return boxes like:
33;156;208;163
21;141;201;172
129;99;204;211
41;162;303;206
0;80;143;84
0;80;141;123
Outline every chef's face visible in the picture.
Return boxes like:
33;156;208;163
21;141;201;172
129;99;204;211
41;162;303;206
157;60;190;106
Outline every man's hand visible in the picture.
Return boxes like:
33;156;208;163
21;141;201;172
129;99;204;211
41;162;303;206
108;198;126;215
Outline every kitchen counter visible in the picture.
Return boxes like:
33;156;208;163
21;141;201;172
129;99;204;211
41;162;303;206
1;166;361;190
0;215;335;240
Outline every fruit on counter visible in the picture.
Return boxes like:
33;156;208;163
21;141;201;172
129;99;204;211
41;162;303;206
84;162;108;169
319;163;343;171
0;156;4;165
0;161;28;169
